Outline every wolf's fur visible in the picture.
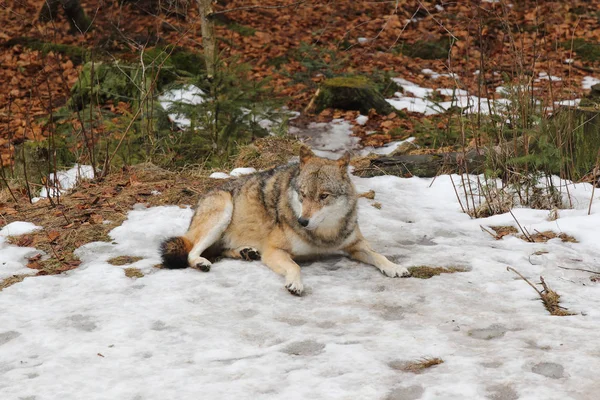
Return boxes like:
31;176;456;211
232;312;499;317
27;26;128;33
161;147;409;295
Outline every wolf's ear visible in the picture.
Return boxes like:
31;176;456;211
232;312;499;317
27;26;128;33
299;146;314;166
337;152;351;170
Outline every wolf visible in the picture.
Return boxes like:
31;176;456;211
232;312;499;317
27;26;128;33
160;147;409;295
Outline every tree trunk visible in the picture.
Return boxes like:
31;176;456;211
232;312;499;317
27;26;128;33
353;151;486;178
197;0;216;79
39;0;92;33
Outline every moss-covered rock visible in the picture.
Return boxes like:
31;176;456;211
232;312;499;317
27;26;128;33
397;39;450;60
314;76;394;115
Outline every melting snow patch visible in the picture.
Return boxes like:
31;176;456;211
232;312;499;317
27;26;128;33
555;99;581;107
387;78;509;115
209;172;231;179
583;76;600;90
158;84;205;128
230;168;257;177
535;72;562;82
33;164;94;202
0;222;42;279
304;119;360;158
355;115;368;125
360;137;416;156
422;69;458;80
0;221;41;237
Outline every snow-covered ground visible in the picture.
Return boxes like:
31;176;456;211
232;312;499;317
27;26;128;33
2;173;600;399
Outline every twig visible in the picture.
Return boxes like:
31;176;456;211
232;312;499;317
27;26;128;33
506;266;543;296
479;225;498;239
558;265;600;275
509;210;533;242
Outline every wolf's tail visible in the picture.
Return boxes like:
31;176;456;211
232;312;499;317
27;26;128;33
160;236;193;269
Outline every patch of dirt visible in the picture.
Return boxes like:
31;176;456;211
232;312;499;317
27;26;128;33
490;226;519;240
389;358;444;373
0;274;28;291
108;256;143;266
408;266;466;279
124;268;144;279
522;231;578;243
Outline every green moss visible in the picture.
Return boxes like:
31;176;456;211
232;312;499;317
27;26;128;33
560;39;600;62
315;75;394;114
397;39;451;60
143;46;206;89
69;61;141;109
324;76;370;88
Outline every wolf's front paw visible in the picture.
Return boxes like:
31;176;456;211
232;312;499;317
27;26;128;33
381;263;410;278
285;277;304;296
190;257;212;272
240;247;261;261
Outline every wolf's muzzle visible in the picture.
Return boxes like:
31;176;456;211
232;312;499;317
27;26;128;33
297;217;309;227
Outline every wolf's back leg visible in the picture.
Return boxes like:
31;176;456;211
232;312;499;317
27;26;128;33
185;191;233;272
222;247;261;261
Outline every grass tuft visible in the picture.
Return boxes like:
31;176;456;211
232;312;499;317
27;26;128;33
408;266;465;279
0;274;28;291
108;256;144;266
124;268;144;279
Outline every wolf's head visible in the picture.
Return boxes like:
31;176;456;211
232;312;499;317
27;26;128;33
290;147;357;232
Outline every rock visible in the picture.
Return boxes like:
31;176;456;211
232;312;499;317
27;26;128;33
314;76;395;115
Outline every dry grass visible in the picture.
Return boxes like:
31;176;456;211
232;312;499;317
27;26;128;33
507;267;575;316
390;358;444;373
0;274;28;291
124;268;144;279
2;163;221;277
108;256;144;266
371;202;382;209
234;137;303;170
489;225;519;239
521;230;578;243
358;190;375;199
487;226;577;243
408;266;465;279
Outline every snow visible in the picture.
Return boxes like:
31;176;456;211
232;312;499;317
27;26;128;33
158;84;205;128
535;72;562;82
0;221;41;238
209;172;231;179
355;115;368;125
582;76;600;90
303;119;360;159
421;68;458;80
230;167;257;177
33;164;94;202
555;99;580;107
0;222;41;279
360;137;416;156
2;173;600;399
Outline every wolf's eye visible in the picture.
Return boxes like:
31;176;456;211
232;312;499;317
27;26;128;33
319;193;330;200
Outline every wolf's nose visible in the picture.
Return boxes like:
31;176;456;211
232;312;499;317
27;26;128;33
298;217;309;227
